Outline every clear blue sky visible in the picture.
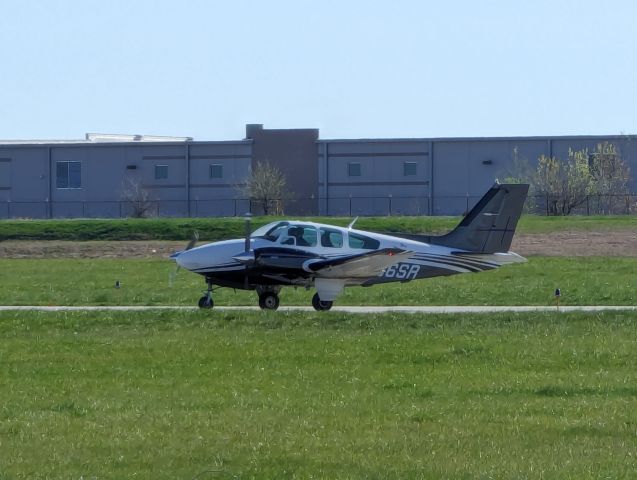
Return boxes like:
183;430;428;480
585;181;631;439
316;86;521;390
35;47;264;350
1;0;635;140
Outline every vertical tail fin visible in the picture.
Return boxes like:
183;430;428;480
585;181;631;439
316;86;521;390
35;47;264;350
431;183;529;253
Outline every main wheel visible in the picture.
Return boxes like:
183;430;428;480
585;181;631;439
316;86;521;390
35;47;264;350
198;295;214;309
312;292;333;311
258;292;280;310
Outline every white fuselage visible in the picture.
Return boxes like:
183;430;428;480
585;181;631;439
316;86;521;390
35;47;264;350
175;220;524;288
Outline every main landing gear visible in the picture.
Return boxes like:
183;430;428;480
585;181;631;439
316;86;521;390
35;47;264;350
257;286;281;311
197;282;332;312
312;292;333;312
258;292;280;310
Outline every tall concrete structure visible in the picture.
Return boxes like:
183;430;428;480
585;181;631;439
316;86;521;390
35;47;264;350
0;127;635;218
246;124;319;214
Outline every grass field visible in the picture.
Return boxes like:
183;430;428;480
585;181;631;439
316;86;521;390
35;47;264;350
0;256;635;307
1;216;635;477
0;214;634;241
1;309;637;478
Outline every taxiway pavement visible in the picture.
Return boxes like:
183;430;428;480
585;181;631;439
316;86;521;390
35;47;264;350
0;305;635;313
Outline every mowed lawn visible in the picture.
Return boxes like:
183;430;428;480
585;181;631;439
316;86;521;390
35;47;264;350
1;310;637;478
0;256;635;307
0;215;635;241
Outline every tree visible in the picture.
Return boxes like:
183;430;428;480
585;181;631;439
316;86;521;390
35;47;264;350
120;177;156;218
535;149;592;215
239;161;287;215
588;142;631;213
532;143;631;215
499;143;633;215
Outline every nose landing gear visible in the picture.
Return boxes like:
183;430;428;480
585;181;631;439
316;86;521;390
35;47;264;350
198;295;214;309
198;278;215;309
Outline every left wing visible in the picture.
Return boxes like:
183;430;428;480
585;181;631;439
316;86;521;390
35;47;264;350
303;248;412;279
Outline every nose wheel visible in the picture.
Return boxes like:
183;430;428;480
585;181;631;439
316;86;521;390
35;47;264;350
312;293;333;311
198;278;215;309
258;292;280;310
198;295;214;309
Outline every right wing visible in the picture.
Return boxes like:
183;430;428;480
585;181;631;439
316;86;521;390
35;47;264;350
303;248;411;279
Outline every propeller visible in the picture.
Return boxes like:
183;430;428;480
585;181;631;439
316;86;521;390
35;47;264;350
233;213;255;265
169;230;199;286
244;213;251;252
185;230;199;252
231;213;254;289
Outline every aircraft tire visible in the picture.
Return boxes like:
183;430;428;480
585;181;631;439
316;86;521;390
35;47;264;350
312;293;333;311
198;295;214;309
259;292;280;311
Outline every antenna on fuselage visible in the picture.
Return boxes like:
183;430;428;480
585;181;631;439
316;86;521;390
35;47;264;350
347;216;359;229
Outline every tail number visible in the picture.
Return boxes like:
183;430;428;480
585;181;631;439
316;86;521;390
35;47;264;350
381;263;420;280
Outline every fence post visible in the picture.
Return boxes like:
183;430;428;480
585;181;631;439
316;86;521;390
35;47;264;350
586;195;590;216
388;194;392;216
546;194;549;216
349;195;352;217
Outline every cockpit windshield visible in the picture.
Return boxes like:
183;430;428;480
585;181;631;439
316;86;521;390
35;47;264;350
251;221;290;242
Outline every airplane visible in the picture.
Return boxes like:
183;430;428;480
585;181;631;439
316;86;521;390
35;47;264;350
171;182;529;311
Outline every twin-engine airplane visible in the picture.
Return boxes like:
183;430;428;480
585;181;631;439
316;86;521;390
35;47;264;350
172;183;529;311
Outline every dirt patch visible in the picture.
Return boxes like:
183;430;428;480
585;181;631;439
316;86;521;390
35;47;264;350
511;230;636;257
0;240;185;259
0;230;635;258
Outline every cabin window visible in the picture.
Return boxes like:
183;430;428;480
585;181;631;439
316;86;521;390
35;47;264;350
253;221;289;242
56;161;82;189
281;225;317;247
348;232;380;250
155;165;168;180
320;228;343;248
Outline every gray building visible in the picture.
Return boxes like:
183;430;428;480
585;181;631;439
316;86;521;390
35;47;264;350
1;126;635;218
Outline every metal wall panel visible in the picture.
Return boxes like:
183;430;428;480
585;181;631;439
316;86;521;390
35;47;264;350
319;140;430;215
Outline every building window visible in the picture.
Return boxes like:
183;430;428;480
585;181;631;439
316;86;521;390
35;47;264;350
155;165;168;180
403;162;417;176
56;161;81;189
348;162;361;177
209;164;223;179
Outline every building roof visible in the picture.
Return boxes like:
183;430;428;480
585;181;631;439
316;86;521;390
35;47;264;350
0;132;193;145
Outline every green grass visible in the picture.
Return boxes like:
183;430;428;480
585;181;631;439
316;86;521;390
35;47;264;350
517;214;637;233
1;310;637;478
0;214;634;241
0;256;635;307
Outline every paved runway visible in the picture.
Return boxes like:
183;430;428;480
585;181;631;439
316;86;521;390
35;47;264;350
0;305;635;313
